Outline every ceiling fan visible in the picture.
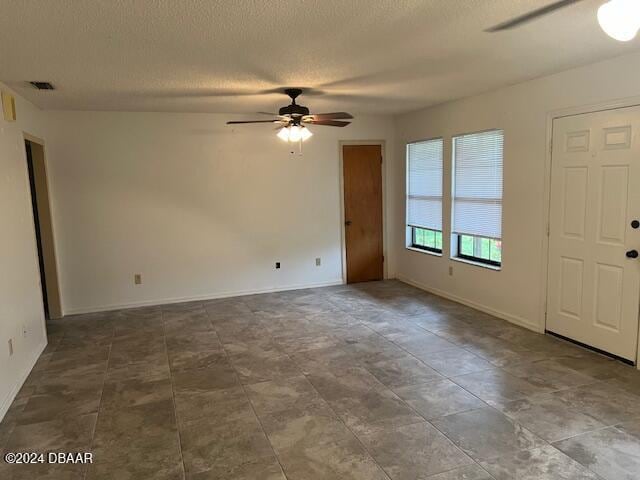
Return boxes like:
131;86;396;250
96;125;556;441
485;0;584;32
486;0;640;42
226;88;353;143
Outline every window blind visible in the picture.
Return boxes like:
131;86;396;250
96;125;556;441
452;130;503;239
407;138;443;231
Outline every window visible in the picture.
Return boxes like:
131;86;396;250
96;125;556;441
406;138;443;253
458;234;502;266
413;227;443;253
452;130;503;267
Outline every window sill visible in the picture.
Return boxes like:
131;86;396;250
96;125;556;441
406;246;442;257
451;256;501;271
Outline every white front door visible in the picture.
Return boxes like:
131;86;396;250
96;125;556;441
547;105;640;362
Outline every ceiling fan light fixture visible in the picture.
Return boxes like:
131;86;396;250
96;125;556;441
598;0;640;41
300;126;313;141
277;127;290;141
288;125;303;142
276;125;312;142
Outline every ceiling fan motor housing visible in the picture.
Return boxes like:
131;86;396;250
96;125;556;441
279;88;310;118
278;103;310;117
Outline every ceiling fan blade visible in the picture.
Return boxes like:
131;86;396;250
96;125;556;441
226;119;285;124
304;112;354;121
486;0;584;32
257;111;289;119
304;120;351;127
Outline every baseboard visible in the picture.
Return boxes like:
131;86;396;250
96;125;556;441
0;340;47;422
397;275;542;333
64;279;345;315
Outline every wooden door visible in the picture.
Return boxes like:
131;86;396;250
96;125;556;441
547;105;640;361
343;145;383;283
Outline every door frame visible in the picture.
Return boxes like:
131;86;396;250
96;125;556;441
540;95;640;368
339;140;388;284
23;133;63;319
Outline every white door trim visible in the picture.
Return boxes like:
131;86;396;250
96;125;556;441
540;95;640;368
338;140;388;284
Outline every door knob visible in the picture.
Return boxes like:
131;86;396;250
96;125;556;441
626;249;638;258
345;220;352;226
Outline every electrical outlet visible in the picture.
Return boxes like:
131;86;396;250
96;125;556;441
449;266;453;276
134;274;142;285
275;262;281;269
315;257;321;266
8;338;13;356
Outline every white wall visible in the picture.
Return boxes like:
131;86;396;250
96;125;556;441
0;84;49;419
393;50;640;332
45;112;396;314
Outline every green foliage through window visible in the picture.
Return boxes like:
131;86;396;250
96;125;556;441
411;227;442;253
458;234;501;266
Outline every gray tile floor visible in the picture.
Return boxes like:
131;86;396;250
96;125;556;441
1;280;640;479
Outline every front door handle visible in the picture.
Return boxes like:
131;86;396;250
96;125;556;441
345;220;352;226
626;249;638;259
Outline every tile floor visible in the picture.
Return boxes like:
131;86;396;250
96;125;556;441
1;280;640;479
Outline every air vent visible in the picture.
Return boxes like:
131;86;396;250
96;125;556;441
29;82;55;90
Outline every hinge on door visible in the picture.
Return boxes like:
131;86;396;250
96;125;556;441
380;156;383;164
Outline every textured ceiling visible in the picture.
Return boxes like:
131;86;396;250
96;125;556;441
1;0;639;115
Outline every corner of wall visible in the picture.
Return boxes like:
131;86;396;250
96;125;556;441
0;340;46;422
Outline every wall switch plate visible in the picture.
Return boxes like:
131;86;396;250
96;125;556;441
315;257;321;266
134;274;142;285
275;262;281;269
8;338;13;356
22;325;28;338
449;266;453;276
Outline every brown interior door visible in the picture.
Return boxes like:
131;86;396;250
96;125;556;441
343;145;383;283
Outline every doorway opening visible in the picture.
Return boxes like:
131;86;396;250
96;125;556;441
342;144;384;284
24;137;62;320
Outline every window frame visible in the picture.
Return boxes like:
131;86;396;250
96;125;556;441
451;128;504;269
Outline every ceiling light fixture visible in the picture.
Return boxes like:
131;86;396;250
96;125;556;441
277;124;312;143
598;0;640;41
276;127;290;142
